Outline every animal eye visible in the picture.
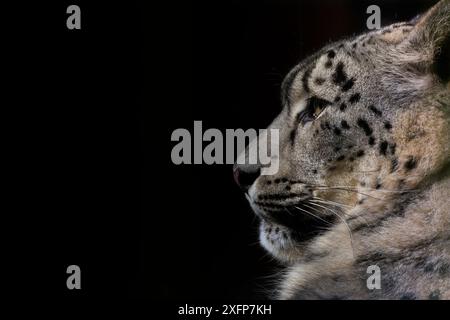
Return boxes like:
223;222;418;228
313;105;324;118
299;97;332;124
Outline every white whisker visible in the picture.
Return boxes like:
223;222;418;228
307;201;355;258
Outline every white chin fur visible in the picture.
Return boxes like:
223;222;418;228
259;222;302;264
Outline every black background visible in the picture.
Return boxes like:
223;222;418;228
10;0;440;300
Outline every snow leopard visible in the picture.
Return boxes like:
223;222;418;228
234;0;450;299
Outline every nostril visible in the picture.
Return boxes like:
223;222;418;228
233;167;241;186
233;167;261;191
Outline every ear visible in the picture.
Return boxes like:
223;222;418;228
405;0;450;82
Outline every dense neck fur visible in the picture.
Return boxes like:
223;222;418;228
278;169;450;299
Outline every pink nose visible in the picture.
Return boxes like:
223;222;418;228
233;166;260;191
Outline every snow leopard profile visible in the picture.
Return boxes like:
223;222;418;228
234;0;450;299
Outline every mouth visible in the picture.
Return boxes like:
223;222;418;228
254;199;337;242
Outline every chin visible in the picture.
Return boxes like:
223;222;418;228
258;220;305;264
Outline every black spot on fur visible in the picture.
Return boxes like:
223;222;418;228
349;93;361;104
302;68;313;93
356;150;365;157
342;78;355;92
341;120;350;129
337;155;345;161
369;105;382;117
384;121;392;130
340;103;347;111
315;78;325;85
379;141;388;156
332;62;348;85
334;147;341;152
334;96;341;102
327;50;336;59
325;60;333;68
289;128;297;146
404;156;417;171
391;158;399;172
334;127;342;135
357;118;373;136
369;136;375;146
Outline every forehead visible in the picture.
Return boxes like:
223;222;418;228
281;21;416;108
281;44;352;111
